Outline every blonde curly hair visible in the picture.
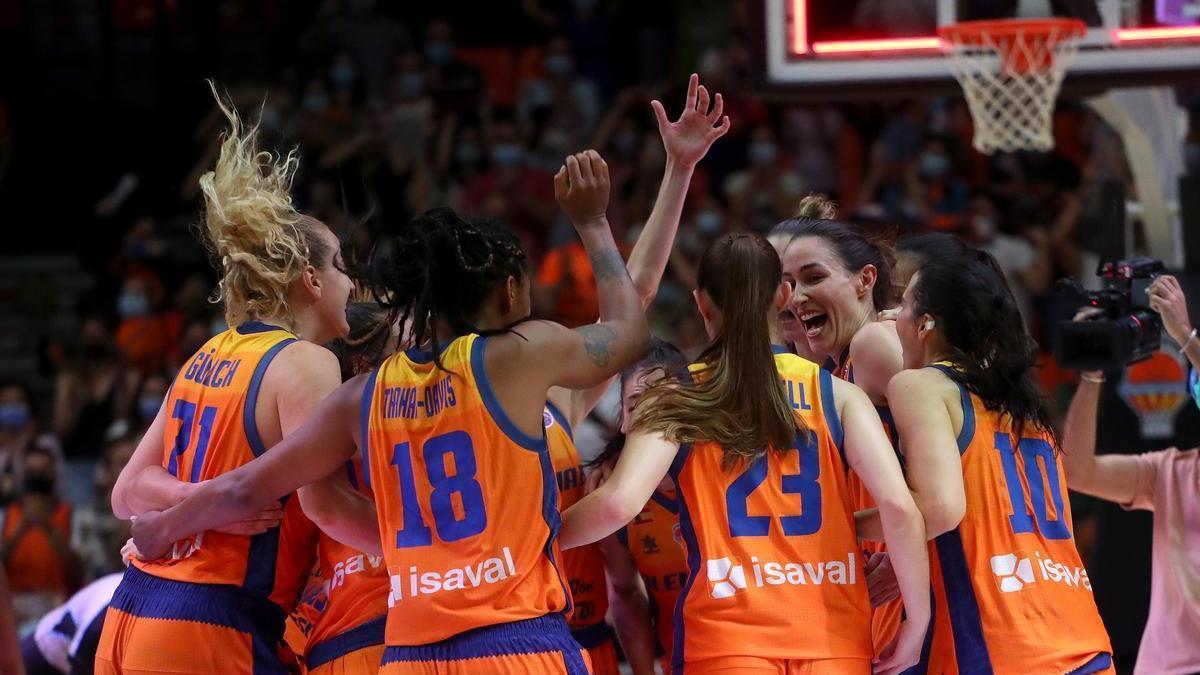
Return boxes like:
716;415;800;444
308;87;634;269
198;81;330;327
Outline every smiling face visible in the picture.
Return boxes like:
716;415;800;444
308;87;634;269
782;235;874;359
770;233;804;345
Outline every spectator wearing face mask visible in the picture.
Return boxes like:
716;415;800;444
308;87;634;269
113;275;176;377
723;125;805;232
517;36;601;143
422;18;484;116
903;134;970;229
462;119;558;256
0;383;64;506
53;315;132;459
72;436;135;580
964;191;1050;329
1;444;82;626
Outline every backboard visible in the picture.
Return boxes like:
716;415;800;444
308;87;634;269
755;0;1200;99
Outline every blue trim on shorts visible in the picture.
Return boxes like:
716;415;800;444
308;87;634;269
1067;653;1112;675
545;400;574;442
934;529;993;674
668;443;699;675
306;615;386;670
471;336;546;451
380;614;587;673
358;368;380;490
110;567;288;674
570;621;612;649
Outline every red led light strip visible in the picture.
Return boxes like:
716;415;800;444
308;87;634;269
791;0;942;55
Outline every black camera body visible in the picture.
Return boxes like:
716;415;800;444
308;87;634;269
1054;257;1165;371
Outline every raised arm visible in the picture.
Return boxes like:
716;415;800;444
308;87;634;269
886;369;966;538
1061;373;1141;503
834;378;929;675
559;430;678;549
551;76;730;427
131;352;362;560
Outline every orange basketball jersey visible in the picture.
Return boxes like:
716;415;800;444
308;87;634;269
134;321;318;613
669;350;871;671
835;351;905;660
362;334;569;646
545;403;610;633
618;488;687;672
304;457;389;669
924;363;1111;675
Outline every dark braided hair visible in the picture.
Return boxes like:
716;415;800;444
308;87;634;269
367;208;528;370
911;251;1055;445
327;302;393;380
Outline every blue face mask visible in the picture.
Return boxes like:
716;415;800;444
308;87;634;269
138;396;161;422
920;152;949;179
0;403;29;431
749;141;777;166
491;144;524;167
1190;368;1200;410
696;210;723;235
544;55;573;77
118;292;149;319
399;72;424;98
331;64;356;87
303;93;329;113
425;41;455;66
456;144;482;167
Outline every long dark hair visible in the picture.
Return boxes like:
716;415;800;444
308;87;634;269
630;233;807;465
911;252;1054;442
588;339;688;470
769;218;895;311
327;302;393;379
367;208;528;368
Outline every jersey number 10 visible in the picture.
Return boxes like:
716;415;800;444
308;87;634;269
994;433;1071;540
391;430;488;548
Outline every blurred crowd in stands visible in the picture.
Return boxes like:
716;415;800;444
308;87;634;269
2;0;1199;635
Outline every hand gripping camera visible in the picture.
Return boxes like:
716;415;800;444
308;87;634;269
1054;257;1165;371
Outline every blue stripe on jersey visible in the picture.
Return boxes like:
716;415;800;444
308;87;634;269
243;337;298;457
545;401;574;442
771;344;791;355
927;364;975;455
344;460;360;491
236;321;285;335
537;439;572;616
934;528;993;674
243;492;291;597
649;490;678;515
668;442;699;675
358;368;380;489
818;369;844;449
471;336;546;451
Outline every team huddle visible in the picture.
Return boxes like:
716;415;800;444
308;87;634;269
93;76;1114;675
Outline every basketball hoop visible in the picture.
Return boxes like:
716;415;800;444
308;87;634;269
940;19;1087;154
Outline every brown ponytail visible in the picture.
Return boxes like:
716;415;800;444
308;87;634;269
629;233;806;466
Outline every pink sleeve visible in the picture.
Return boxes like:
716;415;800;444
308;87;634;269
1121;448;1170;512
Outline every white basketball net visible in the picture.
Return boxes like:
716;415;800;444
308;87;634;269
943;23;1084;154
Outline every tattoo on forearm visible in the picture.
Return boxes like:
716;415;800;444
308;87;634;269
578;324;618;367
588;246;628;283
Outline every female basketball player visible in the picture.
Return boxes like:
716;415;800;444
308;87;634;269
546;74;728;675
586;339;690;675
98;85;354;674
766;195;835;361
559;232;929;675
886;253;1113;674
129;151;650;674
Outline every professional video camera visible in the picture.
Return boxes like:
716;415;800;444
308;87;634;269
1054;257;1165;371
